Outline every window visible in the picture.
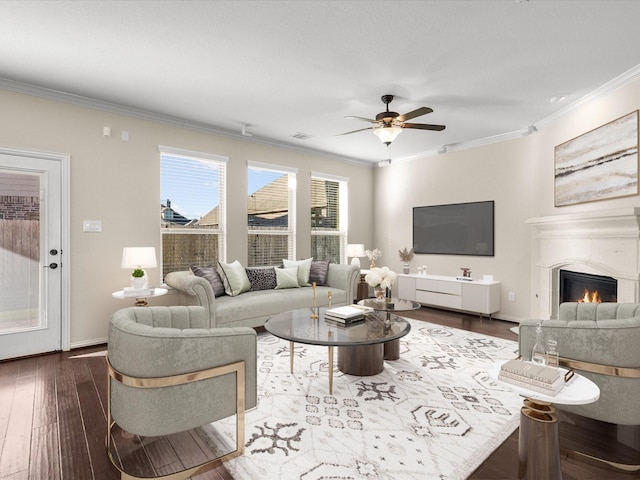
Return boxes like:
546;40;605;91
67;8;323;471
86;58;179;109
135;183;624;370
310;173;348;264
247;162;296;267
159;146;227;278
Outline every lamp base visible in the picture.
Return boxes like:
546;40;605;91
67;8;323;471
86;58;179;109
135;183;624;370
130;270;148;289
350;258;361;268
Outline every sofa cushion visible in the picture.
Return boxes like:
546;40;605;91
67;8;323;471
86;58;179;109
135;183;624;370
309;260;330;286
190;265;226;297
245;267;277;291
282;257;313;286
214;286;348;327
217;260;251;296
275;267;301;289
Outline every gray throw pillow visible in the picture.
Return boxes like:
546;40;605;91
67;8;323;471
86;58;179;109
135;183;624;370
245;267;277;291
190;265;226;297
309;260;330;286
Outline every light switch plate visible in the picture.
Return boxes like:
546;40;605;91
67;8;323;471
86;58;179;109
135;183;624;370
83;220;102;232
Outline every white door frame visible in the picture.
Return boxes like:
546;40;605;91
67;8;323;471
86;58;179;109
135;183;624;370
0;145;70;352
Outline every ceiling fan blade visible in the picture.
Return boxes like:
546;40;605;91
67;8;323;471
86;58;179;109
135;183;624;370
344;115;378;123
335;126;375;136
397;107;433;122
402;122;446;131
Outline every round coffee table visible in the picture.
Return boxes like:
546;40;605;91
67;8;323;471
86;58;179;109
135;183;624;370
265;307;411;394
357;297;420;360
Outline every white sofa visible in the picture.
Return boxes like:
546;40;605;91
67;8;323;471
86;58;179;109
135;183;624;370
165;263;360;329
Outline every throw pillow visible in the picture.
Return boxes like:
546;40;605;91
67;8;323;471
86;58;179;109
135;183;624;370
275;267;300;289
309;260;330;286
190;265;226;297
217;260;251;296
282;257;313;287
245;267;277;291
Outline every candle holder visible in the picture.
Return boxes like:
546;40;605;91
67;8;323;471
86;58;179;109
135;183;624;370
328;290;332;307
310;282;319;319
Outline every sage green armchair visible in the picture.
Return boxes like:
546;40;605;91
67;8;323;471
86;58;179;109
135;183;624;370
519;302;640;426
107;305;257;480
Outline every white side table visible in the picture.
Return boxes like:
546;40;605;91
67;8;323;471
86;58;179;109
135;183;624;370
112;287;168;306
488;361;600;480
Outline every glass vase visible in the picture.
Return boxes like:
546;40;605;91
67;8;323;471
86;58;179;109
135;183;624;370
374;286;385;302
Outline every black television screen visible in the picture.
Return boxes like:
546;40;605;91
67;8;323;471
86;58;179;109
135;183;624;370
413;201;494;256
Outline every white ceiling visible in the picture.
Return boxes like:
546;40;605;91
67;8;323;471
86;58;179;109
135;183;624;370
1;1;640;165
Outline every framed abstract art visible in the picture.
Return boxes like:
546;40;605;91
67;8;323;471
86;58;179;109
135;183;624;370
554;110;638;206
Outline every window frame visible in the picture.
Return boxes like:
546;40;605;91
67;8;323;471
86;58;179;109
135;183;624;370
310;172;348;264
159;145;227;277
247;161;297;266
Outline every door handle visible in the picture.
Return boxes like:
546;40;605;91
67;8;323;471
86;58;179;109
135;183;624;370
43;263;58;269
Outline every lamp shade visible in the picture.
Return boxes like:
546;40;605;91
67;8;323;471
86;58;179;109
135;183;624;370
121;247;157;269
373;125;402;145
346;244;366;258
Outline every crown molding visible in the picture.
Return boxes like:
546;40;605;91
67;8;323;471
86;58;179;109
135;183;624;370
3;62;640;169
391;63;640;165
537;63;640;128
391;128;528;165
0;77;374;168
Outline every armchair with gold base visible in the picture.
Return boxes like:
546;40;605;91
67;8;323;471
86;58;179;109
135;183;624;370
106;305;257;480
519;302;640;472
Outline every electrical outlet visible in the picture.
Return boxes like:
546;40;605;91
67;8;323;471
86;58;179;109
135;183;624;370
508;291;516;302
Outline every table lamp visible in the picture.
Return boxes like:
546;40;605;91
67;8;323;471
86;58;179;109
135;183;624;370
121;247;157;289
346;244;366;268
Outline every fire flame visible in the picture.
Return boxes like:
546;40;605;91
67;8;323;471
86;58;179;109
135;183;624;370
578;288;601;303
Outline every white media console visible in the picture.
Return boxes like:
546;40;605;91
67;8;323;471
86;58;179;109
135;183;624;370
397;274;501;319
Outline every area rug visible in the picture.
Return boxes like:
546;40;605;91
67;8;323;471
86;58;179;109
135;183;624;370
203;318;522;480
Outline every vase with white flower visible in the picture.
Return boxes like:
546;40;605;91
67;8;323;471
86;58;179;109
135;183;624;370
365;248;381;268
365;266;397;302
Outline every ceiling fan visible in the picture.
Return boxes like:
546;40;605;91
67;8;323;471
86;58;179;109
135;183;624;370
338;94;446;145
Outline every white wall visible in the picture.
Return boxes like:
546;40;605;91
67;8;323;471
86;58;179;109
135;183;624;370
0;89;374;347
374;76;640;322
374;137;536;322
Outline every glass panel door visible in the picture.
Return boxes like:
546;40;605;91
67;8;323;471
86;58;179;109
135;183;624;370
0;171;42;332
0;152;62;360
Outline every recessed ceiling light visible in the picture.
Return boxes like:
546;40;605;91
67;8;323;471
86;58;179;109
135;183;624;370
547;94;568;104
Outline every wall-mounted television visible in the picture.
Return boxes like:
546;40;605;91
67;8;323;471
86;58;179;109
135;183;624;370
413;201;494;256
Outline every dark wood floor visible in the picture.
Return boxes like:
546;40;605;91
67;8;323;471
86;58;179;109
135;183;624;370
0;307;637;479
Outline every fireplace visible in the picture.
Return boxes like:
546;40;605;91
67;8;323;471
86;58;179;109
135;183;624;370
526;208;640;320
559;270;617;304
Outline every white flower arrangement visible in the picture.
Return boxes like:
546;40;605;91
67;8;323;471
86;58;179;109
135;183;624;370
365;266;397;289
365;248;381;267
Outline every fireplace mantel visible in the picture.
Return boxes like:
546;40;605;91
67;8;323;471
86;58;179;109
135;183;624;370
526;208;640;319
526;207;640;238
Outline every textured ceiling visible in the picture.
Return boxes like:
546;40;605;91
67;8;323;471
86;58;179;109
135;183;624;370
1;1;640;164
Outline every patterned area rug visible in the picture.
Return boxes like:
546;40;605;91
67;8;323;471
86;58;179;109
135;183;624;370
204;318;522;480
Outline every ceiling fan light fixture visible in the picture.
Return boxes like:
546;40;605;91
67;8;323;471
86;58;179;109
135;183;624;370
373;125;402;145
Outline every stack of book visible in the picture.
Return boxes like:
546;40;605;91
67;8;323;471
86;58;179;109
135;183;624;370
122;287;154;297
324;305;373;325
498;359;564;396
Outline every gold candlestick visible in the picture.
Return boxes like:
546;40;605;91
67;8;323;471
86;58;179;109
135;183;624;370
328;290;332;307
311;282;318;319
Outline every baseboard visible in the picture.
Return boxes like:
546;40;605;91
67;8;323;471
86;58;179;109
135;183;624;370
70;337;108;350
